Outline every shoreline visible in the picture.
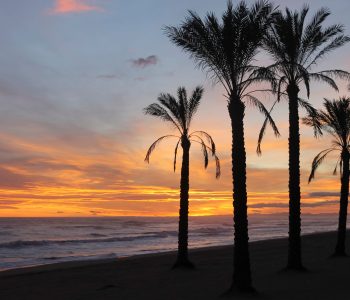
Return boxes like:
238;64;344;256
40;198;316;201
0;229;337;277
1;230;349;299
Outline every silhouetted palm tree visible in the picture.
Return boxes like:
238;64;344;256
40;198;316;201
144;86;220;268
260;6;350;270
303;97;350;256
165;0;279;292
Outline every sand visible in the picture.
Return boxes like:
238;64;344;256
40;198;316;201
0;230;349;300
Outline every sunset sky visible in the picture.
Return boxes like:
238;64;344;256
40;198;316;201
1;0;350;217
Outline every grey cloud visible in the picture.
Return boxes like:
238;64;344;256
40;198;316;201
250;200;339;209
303;200;339;207
131;55;158;68
308;192;342;198
250;202;289;208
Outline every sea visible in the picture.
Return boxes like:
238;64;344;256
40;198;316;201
0;214;347;271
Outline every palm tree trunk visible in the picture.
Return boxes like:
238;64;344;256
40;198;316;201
335;149;349;256
228;97;253;292
286;83;304;270
173;136;193;268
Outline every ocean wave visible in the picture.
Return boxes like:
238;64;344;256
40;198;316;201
142;228;231;237
0;232;176;249
89;233;108;237
191;227;231;236
55;225;111;230
141;230;177;237
42;252;117;261
121;221;146;227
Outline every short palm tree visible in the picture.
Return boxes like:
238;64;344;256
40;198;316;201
260;6;350;270
303;97;350;256
144;86;220;268
165;0;278;292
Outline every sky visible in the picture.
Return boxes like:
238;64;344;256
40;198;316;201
1;0;350;217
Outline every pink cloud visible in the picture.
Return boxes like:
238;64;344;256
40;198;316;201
49;0;102;14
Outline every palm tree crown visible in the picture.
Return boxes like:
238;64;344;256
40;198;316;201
264;6;350;99
303;97;350;182
165;0;279;128
144;86;220;177
258;5;350;152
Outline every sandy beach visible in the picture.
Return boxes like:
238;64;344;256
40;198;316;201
0;230;349;300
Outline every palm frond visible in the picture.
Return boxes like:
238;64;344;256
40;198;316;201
177;87;188;130
317;97;350;145
256;99;279;155
306;35;350;69
191;135;209;168
201;141;209;169
157;93;183;129
189;131;217;154
187;86;204;125
299;97;324;137
244;94;280;154
144;103;182;133
240;66;278;94
308;72;338;92
190;137;221;178
298;97;316;115
276;76;287;101
300;7;330;63
144;135;179;163
333;156;341;175
318;69;350;80
302;115;322;138
296;64;310;97
173;139;181;172
308;148;336;182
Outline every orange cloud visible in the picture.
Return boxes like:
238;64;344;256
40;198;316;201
49;0;102;14
0;109;344;217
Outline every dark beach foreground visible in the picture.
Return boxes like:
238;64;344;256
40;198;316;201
0;231;349;300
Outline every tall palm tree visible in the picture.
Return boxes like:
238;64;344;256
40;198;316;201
165;0;279;292
303;97;350;256
260;6;350;270
144;86;220;268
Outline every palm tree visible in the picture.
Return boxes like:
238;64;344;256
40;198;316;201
260;6;350;270
303;97;350;256
144;86;220;268
165;0;279;292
